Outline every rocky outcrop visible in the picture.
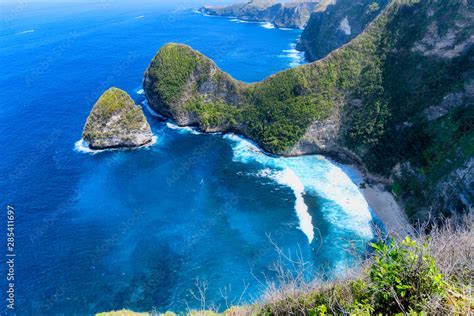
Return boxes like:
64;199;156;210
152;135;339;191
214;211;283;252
412;6;474;60
143;43;246;131
199;0;321;29
82;87;153;149
423;79;474;122
296;0;388;61
430;157;474;219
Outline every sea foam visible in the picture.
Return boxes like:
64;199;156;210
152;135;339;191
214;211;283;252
230;18;254;24
260;22;276;29
165;122;203;135
281;43;306;67
271;168;315;242
141;100;166;120
74;139;103;154
284;156;374;239
15;30;35;35
74;136;157;154
224;134;315;242
223;133;374;243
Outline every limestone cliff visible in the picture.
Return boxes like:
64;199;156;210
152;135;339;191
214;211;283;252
296;0;389;61
83;87;153;149
143;43;246;132
144;0;473;222
199;0;321;29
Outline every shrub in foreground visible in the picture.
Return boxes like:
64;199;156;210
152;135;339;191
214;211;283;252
261;219;473;315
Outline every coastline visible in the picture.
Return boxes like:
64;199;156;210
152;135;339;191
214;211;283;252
340;163;414;238
362;184;413;238
145;101;413;239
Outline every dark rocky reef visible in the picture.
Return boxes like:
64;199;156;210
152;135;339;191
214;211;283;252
199;0;321;29
82;87;153;149
296;0;389;61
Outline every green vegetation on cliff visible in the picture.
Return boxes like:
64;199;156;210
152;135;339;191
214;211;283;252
91;87;136;116
145;6;389;153
144;0;473;221
83;87;153;149
145;44;200;105
186;98;241;130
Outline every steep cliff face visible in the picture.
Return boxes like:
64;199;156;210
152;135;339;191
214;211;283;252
144;0;473;222
199;0;321;29
296;0;389;61
83;87;153;149
143;43;246;132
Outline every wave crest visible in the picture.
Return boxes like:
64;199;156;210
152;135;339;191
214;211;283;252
223;133;374;242
74;137;157;154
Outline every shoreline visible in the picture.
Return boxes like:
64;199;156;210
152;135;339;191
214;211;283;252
147;102;414;238
340;163;414;238
144;99;413;239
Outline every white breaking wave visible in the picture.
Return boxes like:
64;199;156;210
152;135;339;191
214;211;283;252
141;99;206;136
279;27;292;31
284;156;374;239
224;134;315;242
134;15;144;19
281;43;306;67
272;168;315;242
74;139;104;154
339;16;352;35
223;133;374;243
260;22;276;29
74;136;157;154
165;122;203;135
200;12;219;18
141;100;167;119
230;18;254;24
136;88;144;95
15;30;34;35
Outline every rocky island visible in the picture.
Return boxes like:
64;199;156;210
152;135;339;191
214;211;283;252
199;0;321;29
82;87;153;149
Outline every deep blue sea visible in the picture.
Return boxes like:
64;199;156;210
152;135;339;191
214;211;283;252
0;2;377;314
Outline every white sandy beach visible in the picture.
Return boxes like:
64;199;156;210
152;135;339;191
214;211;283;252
342;164;414;238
